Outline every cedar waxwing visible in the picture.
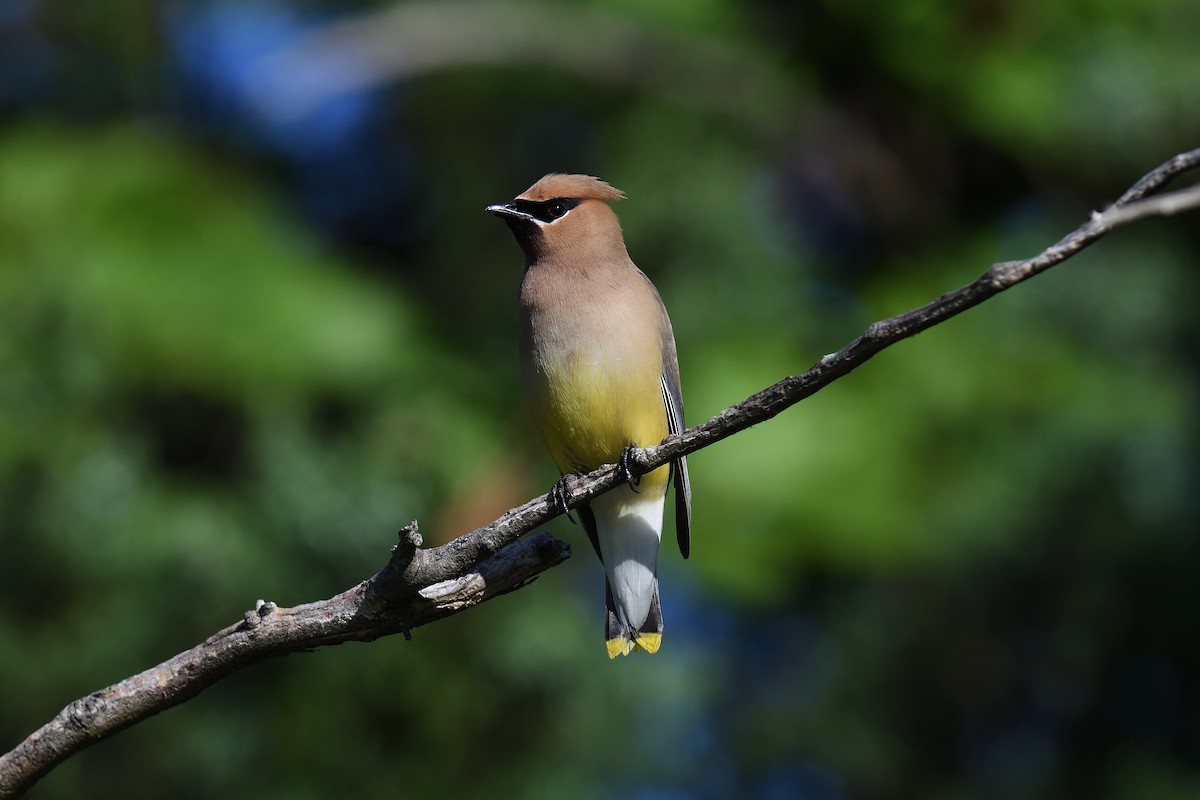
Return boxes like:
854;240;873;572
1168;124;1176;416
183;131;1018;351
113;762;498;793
488;174;692;658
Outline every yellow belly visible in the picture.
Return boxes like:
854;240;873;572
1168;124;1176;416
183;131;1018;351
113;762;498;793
529;349;670;492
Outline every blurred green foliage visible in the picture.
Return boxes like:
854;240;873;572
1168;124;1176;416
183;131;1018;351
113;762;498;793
2;1;1198;798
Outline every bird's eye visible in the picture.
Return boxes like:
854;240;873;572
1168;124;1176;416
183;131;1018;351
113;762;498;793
546;200;568;219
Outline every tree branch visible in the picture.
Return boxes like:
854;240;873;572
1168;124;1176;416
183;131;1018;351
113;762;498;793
3;147;1199;798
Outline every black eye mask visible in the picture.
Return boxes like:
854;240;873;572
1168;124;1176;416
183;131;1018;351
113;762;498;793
512;197;582;223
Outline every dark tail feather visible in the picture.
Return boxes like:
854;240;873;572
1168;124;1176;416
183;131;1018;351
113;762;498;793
604;577;663;659
578;504;602;560
585;501;663;658
640;582;663;642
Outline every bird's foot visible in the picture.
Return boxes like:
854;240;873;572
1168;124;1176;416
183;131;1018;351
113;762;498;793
551;475;577;524
617;443;642;492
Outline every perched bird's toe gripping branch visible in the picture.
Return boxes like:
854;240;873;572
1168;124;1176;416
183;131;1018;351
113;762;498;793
616;443;643;492
550;474;577;525
488;173;692;658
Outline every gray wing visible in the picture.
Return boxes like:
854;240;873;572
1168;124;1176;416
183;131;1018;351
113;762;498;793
660;337;692;560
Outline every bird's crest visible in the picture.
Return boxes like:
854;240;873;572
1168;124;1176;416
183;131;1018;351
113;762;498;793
518;174;626;203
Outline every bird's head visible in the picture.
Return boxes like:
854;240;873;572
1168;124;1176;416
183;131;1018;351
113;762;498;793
488;174;627;263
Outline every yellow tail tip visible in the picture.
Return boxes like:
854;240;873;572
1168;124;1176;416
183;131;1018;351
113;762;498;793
606;638;634;659
606;633;662;658
634;632;662;654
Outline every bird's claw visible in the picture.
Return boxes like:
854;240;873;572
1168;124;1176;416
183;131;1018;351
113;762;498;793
617;444;641;492
552;475;577;524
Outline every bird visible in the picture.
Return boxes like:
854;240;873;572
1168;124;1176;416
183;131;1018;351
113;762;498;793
487;173;692;658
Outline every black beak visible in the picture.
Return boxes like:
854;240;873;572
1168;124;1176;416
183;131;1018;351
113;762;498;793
486;202;536;223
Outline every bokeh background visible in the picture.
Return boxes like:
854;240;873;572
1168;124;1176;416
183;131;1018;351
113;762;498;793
2;1;1199;798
